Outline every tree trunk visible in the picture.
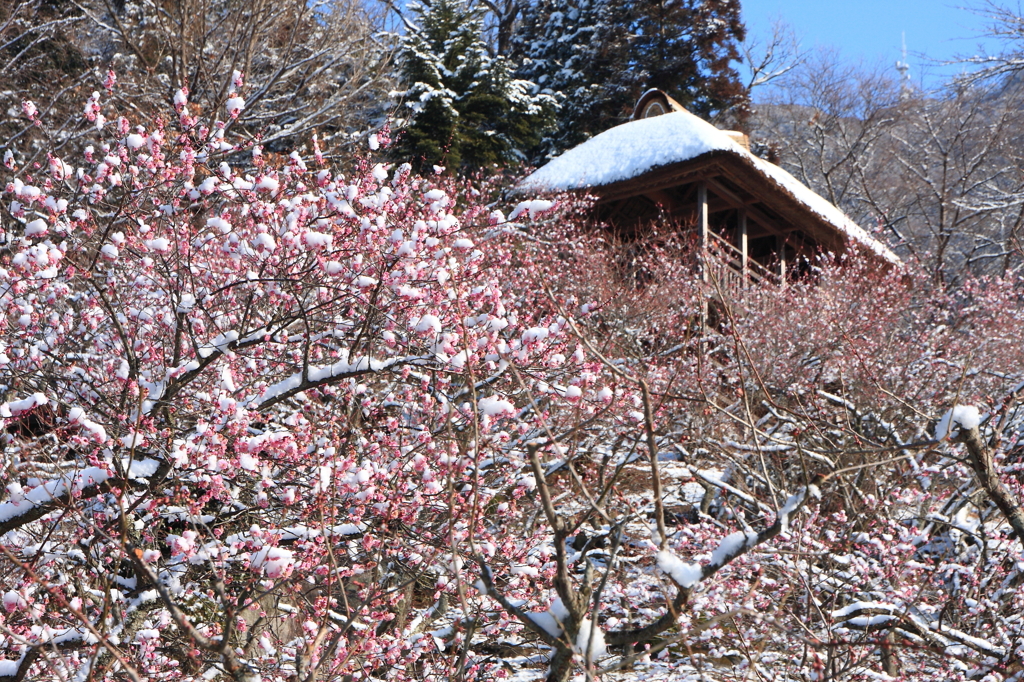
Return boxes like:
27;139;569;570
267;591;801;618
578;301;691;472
958;426;1024;545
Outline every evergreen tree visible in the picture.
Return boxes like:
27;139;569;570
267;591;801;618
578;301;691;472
514;0;748;160
515;0;631;157
394;0;556;172
626;0;747;120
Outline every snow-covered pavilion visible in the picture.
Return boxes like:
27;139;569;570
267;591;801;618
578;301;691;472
518;90;899;287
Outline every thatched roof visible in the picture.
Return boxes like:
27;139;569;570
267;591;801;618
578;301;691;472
518;105;899;264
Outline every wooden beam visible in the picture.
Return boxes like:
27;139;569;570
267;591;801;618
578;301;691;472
643;189;676;211
698;183;709;246
704;177;789;238
713;162;847;254
675;197;738;218
703;176;756;208
698;182;709;282
705;197;740;215
595;158;723;203
739;209;748;283
777;235;787;282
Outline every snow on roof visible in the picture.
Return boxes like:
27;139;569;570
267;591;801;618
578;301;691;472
519;111;739;193
745;154;900;264
518;111;900;265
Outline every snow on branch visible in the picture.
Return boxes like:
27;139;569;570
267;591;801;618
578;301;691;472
935;404;981;440
656;484;819;590
248;354;430;409
0;467;112;534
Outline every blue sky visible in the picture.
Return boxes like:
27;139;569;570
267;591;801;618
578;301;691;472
739;0;1007;88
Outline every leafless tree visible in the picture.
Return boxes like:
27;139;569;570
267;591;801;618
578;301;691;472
742;18;805;92
956;0;1024;84
751;50;903;223
884;83;1024;284
2;0;394;164
0;1;91;152
752;48;1024;286
85;0;394;152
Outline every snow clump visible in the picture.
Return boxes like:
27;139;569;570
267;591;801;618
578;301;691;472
251;547;295;579
3;591;26;612
710;530;759;566
413;314;442;334
576;618;607;659
1;392;48;417
656;550;702;588
226;96;246;116
479;396;515;417
935;405;981;440
509;199;555;221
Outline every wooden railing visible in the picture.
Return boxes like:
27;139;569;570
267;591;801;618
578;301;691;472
703;230;778;296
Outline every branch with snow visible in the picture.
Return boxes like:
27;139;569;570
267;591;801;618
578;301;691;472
249;354;431;409
608;480;823;647
935;404;981;440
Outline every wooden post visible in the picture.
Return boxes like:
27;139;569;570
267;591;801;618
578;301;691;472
698;182;709;282
738;209;748;286
776;235;787;283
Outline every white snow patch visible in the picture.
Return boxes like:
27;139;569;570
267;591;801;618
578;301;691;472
1;392;48;417
3;591;26;611
528;610;563;639
656;550;702;588
145;237;171;252
526;597;573;640
67;406;107;443
250;547;294;579
413;314;442;334
518;112;738;193
225;96;246;115
207;217;231;233
256;176;280;193
0;467;110;525
479;396;515;417
303;231;332;249
710;530;758;566
252;356;406;406
576;618;607;659
24;219;47;237
521;327;550;344
176;294;196;313
846;614;895;628
126;458;160;479
935;405;981;440
509;199;555;221
777;489;807;533
831;601;897;619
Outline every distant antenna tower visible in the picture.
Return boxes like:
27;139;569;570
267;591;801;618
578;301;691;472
896;32;911;97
